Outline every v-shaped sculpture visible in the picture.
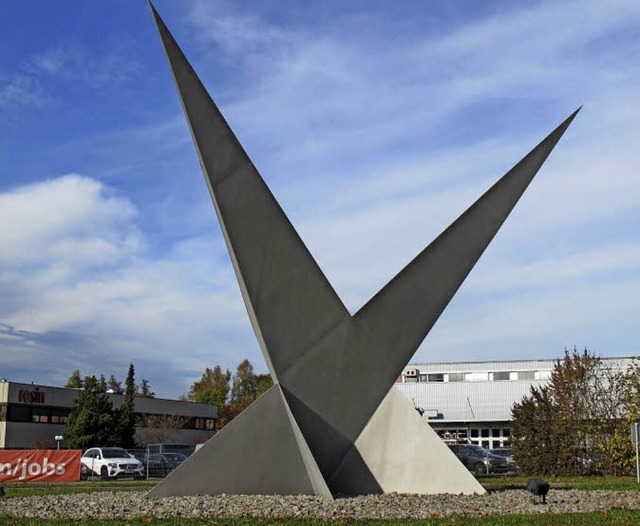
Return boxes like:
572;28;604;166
147;3;579;498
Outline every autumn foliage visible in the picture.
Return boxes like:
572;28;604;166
512;348;640;476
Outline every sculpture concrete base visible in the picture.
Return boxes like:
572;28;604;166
148;386;483;498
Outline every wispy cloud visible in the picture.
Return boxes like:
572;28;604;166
0;38;141;111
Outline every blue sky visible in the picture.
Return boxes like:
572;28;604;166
1;0;639;398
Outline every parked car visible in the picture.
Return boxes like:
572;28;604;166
490;447;516;469
448;444;510;475
79;462;91;481
81;447;144;480
143;453;187;478
144;443;195;458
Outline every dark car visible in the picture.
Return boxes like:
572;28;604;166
448;444;510;475
490;447;516;467
144;453;187;478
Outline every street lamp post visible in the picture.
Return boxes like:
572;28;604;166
54;435;64;450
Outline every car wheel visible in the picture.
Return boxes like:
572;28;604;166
474;463;486;475
79;471;88;481
100;466;110;481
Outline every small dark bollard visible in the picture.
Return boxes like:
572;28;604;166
527;478;550;504
0;486;5;497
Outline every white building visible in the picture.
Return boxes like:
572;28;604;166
0;380;217;449
395;357;633;450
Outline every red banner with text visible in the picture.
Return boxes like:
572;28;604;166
0;450;81;482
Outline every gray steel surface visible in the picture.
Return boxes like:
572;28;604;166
148;2;578;496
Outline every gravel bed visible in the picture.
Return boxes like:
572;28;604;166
1;490;640;520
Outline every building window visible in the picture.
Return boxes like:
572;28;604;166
427;374;444;382
493;371;511;381
7;405;32;422
470;429;479;438
465;372;489;382
503;429;511;438
492;428;500;438
518;371;536;380
448;373;464;382
481;429;489;438
194;418;216;430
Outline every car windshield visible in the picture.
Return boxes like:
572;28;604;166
468;445;488;456
163;453;186;461
102;448;131;458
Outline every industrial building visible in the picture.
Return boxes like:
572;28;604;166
0;380;217;449
395;357;633;450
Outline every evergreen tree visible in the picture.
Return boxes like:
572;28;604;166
138;379;155;398
64;376;116;449
98;374;107;392
108;374;122;392
65;369;83;388
116;363;137;449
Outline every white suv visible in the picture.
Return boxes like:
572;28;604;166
81;447;144;480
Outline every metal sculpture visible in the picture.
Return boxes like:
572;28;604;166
147;3;579;498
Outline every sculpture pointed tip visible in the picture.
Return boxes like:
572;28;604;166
148;0;165;29
564;105;582;125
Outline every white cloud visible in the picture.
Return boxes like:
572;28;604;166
0;175;260;397
0;175;137;266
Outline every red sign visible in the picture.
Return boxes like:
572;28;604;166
18;389;45;404
0;450;81;482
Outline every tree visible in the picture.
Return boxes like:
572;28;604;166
98;374;107;392
116;363;137;449
256;373;274;398
138;379;155;398
221;360;266;425
230;359;258;405
64;375;117;449
143;413;185;444
512;385;559;475
186;360;272;428
108;374;122;392
188;366;231;407
65;370;83;388
511;348;636;476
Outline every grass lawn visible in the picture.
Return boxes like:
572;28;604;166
1;510;640;525
477;474;640;492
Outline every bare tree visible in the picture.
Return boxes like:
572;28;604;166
142;413;186;444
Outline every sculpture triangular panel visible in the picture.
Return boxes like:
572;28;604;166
149;2;349;382
329;388;485;495
147;384;331;498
